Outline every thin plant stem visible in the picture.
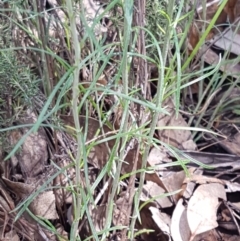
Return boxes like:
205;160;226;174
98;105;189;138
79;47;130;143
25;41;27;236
66;0;83;239
129;0;175;238
102;0;134;240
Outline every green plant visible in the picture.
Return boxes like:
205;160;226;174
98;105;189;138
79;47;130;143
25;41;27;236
0;0;236;240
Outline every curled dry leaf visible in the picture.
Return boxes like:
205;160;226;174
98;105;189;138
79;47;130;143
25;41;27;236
61;115;168;192
147;146;172;168
211;18;240;56
142;147;174;207
162;171;186;204
180;168;203;200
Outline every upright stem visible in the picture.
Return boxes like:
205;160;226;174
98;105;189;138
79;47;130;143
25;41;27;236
66;1;82;239
129;0;175;239
102;0;134;240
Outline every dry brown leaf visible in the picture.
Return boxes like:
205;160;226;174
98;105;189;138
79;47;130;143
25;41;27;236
187;183;226;239
113;191;129;227
142;147;185;206
211;21;240;56
187;23;200;56
180;168;203;199
147;146;172;168
162;171;186;203
8;111;48;178
136;202;170;241
202;44;240;79
141;181;172;208
184;174;240;192
171;198;191;241
2;176;35;199
192;229;219;241
0;229;19;241
2;177;58;220
196;0;239;39
30;191;58;219
149;206;171;236
0;177;39;239
156;98;197;150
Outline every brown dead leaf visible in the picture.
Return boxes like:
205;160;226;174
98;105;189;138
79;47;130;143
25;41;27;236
0;178;38;240
192;229;219;241
187;23;200;56
147;146;172;167
113;191;129;227
2;177;58;219
190;0;240;55
196;0;239;39
30;191;58;219
187;183;226;238
141;181;172;208
149;206;171;236
171;198;191;241
202;44;240;79
8;111;48;178
0;229;19;241
184;174;240;192
136;202;170;241
211;19;240;55
156;98;197;150
147;147;187;204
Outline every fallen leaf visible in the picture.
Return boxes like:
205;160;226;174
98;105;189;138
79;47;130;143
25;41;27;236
141;181;172;208
187;183;226;239
149;206;171;237
171;198;190;241
0;229;19;241
8;111;48;178
136;202;170;241
30;191;58;219
156;98;197;150
2;177;58;219
184;174;240;192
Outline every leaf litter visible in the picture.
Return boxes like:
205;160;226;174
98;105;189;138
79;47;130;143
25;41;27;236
1;0;240;240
